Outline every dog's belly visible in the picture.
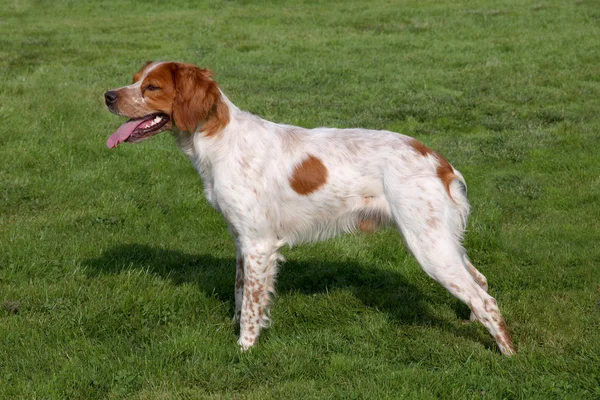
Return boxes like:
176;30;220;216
277;192;393;245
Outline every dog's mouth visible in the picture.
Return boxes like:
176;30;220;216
107;113;170;148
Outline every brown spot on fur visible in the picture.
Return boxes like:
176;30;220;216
409;139;457;200
235;257;244;289
484;298;498;313
495;332;516;354
410;139;434;157
289;154;328;195
496;316;512;344
252;286;263;304
235;278;244;290
466;262;487;289
482;299;515;354
427;218;439;229
436;157;456;200
359;218;377;233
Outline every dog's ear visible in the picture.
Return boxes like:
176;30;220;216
172;64;219;133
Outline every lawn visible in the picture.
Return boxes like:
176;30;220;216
1;0;599;398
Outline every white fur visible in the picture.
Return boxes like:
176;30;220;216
170;95;514;355
124;63;516;355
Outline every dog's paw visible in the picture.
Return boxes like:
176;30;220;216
238;336;257;351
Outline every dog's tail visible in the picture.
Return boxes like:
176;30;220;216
447;168;470;236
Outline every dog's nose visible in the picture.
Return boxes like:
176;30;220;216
104;91;118;106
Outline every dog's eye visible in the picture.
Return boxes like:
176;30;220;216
145;85;160;91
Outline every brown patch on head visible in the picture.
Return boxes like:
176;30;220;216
110;61;229;136
132;61;154;83
113;62;178;121
289;154;328;195
169;63;229;135
409;139;457;200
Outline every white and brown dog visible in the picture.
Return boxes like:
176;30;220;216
104;61;515;355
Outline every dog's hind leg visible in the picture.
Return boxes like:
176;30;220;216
384;176;515;355
463;255;490;321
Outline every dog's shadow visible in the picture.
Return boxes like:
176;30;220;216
83;243;493;349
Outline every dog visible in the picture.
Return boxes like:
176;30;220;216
104;61;515;355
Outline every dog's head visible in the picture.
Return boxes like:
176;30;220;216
104;61;228;148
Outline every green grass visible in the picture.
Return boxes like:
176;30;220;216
1;0;599;398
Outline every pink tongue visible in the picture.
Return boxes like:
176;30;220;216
106;120;140;149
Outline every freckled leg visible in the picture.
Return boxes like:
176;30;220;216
261;252;283;326
238;250;274;351
228;226;245;324
234;248;244;323
408;239;515;355
463;255;489;321
414;246;514;355
387;189;515;355
237;245;281;350
441;263;515;356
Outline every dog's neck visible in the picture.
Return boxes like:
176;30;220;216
171;92;272;177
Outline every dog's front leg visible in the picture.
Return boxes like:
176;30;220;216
238;246;273;351
228;225;245;324
234;247;244;323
